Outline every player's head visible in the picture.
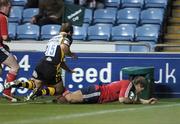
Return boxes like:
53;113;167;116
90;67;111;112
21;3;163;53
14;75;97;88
132;76;146;94
60;22;74;48
60;22;73;36
0;0;11;15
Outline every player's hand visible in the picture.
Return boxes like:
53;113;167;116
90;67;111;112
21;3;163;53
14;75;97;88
71;53;78;60
31;17;37;24
4;37;11;42
148;98;158;104
60;32;67;36
71;70;77;73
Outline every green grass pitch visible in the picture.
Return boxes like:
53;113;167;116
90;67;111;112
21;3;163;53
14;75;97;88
0;97;180;124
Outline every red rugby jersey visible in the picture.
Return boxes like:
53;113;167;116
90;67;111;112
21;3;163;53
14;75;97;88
97;80;133;103
0;12;8;47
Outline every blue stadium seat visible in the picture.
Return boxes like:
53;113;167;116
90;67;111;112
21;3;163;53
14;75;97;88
135;24;160;42
40;24;61;40
84;9;93;24
105;0;121;8
87;24;112;41
111;24;136;41
93;8;117;24
22;8;39;23
9;6;23;23
73;24;89;41
8;23;17;40
11;0;27;6
117;8;140;24
121;0;144;8
140;8;164;25
145;0;168;8
17;23;40;40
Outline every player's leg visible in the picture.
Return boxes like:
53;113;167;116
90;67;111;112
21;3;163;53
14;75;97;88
30;63;65;97
2;53;19;102
52;90;83;104
19;61;45;100
25;61;58;100
24;78;43;101
64;90;84;103
31;81;65;99
8;79;36;89
56;85;100;104
5;61;43;90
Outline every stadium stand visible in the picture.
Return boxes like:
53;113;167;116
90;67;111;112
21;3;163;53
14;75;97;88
131;45;150;52
144;0;168;9
73;24;89;41
8;23;17;40
40;24;61;40
17;23;40;40
140;8;164;25
87;24;112;41
115;44;130;52
83;8;93;24
22;8;39;23
111;24;136;41
135;24;160;42
121;0;144;8
11;0;27;6
7;0;171;52
93;8;117;24
64;0;74;4
104;0;121;8
9;6;23;23
162;0;180;52
117;8;140;24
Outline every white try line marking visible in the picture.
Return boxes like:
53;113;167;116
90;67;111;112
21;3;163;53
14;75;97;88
0;102;28;106
1;103;180;124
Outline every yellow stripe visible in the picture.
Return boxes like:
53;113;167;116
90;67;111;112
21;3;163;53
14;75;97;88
48;87;55;96
61;47;65;62
42;89;47;95
59;35;65;63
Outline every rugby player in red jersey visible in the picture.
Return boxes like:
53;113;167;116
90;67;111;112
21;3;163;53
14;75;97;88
55;76;157;104
0;0;19;102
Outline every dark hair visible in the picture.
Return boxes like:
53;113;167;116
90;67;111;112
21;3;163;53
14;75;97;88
133;76;146;88
60;22;73;34
0;0;10;8
0;65;2;76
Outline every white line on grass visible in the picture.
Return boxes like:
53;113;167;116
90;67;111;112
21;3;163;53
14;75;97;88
0;103;28;106
10;103;28;105
2;103;180;124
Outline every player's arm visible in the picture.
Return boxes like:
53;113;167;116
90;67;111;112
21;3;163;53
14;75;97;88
119;96;157;104
61;43;77;59
0;16;10;42
118;88;137;104
60;35;78;59
60;61;75;73
118;85;139;104
119;97;134;104
62;44;75;57
139;98;158;104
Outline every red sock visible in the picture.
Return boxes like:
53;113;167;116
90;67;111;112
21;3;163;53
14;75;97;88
3;72;17;96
